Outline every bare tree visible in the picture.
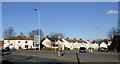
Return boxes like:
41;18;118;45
49;32;65;42
108;27;120;52
108;27;117;39
3;27;16;38
28;29;44;39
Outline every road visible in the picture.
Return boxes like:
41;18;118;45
1;50;119;64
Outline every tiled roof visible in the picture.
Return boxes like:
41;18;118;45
4;35;34;40
65;39;82;43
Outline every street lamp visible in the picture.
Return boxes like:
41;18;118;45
34;9;41;50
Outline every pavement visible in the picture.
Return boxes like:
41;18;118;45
1;50;119;64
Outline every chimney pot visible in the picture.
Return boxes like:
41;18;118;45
46;35;48;38
74;38;76;40
80;38;82;40
21;32;23;36
87;40;89;41
66;37;69;39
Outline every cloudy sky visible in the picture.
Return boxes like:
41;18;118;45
2;2;118;41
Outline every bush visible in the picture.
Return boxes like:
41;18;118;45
28;48;35;50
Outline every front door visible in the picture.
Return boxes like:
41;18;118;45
25;45;29;49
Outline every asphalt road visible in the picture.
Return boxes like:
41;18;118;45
1;50;119;64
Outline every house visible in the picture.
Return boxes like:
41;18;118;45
56;37;100;50
60;37;85;50
4;33;34;49
0;41;4;50
93;42;99;50
108;38;113;46
41;35;52;48
56;39;65;50
99;42;108;48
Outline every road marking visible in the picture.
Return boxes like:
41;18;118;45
12;56;38;62
12;57;22;60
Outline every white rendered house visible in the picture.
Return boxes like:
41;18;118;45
61;37;84;50
4;33;34;49
99;42;108;48
42;35;52;48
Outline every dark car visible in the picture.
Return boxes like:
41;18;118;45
79;47;86;53
98;48;108;52
5;47;10;51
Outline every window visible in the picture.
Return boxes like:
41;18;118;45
8;40;10;43
18;41;20;43
25;41;27;44
25;45;29;49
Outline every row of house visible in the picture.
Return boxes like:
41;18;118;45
2;33;112;50
3;33;34;49
43;36;111;50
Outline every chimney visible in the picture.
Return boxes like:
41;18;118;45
80;38;82;41
87;40;89;41
74;38;76;40
66;37;69;40
46;35;48;38
21;32;23;36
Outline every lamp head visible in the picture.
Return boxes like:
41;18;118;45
34;9;37;10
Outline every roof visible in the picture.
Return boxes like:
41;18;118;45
109;38;113;41
59;39;64;42
41;38;53;42
4;35;34;40
65;39;82;43
82;41;87;43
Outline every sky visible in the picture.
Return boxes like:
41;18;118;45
1;0;119;2
2;2;118;41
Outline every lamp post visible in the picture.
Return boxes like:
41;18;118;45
34;9;41;50
97;26;98;40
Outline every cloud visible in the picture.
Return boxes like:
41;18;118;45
106;10;118;14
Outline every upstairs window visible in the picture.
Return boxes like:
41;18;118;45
8;40;10;43
18;41;20;43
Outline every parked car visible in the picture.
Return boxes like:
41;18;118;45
98;48;108;52
5;47;10;51
79;47;86;53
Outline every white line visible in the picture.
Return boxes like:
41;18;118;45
12;56;38;62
